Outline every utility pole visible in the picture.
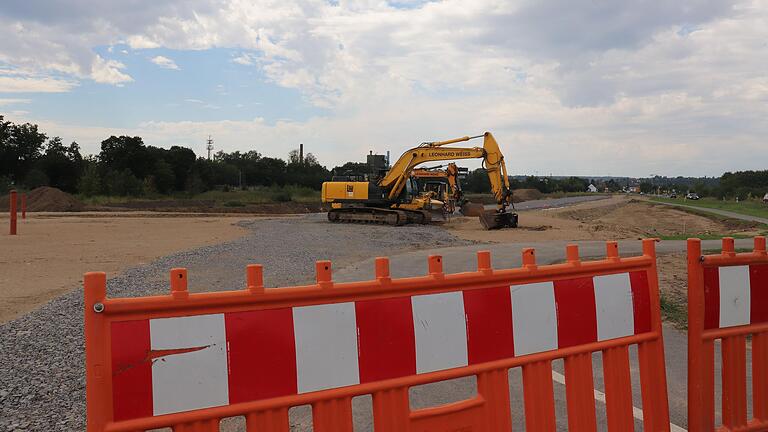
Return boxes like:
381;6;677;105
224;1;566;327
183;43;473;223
299;143;304;164
206;135;214;160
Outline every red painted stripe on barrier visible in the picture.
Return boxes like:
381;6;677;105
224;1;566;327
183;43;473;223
225;309;297;403
464;286;515;364
629;271;651;334
703;267;720;330
554;277;597;348
111;319;153;421
751;264;768;324
355;297;416;383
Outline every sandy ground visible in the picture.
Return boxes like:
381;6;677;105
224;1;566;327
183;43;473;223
444;195;757;243
0;213;252;322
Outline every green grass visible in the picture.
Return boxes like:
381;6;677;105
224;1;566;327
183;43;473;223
194;185;319;204
660;293;688;329
77;195;138;205
651;196;768;220
703;247;754;254
79;185;320;206
657;233;757;241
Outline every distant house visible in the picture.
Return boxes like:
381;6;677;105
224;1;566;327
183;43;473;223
764;192;768;204
587;184;598;193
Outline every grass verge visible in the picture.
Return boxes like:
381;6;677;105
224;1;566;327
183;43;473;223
80;185;320;206
651;196;768;220
660;292;688;329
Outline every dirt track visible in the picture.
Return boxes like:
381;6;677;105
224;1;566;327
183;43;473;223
0;214;251;322
445;195;761;243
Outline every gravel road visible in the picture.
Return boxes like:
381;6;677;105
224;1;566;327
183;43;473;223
0;214;468;432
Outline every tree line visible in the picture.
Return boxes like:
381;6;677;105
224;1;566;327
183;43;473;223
0;115;331;196
2;115;764;199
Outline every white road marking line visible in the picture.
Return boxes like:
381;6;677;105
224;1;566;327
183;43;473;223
551;370;687;432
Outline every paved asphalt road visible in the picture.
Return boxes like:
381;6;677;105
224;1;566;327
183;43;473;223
651;199;768;225
333;238;759;431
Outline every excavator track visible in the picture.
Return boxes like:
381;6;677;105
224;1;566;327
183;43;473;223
327;208;431;226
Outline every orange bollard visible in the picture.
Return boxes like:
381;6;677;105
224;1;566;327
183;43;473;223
21;193;26;219
9;190;17;235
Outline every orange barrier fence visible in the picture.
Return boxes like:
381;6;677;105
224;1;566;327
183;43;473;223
9;189;17;235
85;239;670;432
688;236;768;432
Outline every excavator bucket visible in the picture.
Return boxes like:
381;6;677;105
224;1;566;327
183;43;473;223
479;210;518;230
460;202;485;217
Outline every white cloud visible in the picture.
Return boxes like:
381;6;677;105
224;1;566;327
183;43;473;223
232;53;256;65
150;55;180;70
0;98;30;106
2;0;768;175
0;74;77;93
90;56;133;85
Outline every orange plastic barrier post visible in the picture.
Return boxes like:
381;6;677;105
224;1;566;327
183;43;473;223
9;189;17;235
688;236;768;432
21;192;26;219
85;239;671;432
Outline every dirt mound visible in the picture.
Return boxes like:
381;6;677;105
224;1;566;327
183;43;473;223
0;187;84;212
512;188;543;202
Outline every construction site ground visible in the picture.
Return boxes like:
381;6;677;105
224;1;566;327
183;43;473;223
1;194;765;430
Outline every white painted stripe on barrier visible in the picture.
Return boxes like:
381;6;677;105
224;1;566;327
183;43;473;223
594;273;635;341
511;282;558;355
293;302;360;393
412;292;468;374
719;265;751;328
149;314;229;416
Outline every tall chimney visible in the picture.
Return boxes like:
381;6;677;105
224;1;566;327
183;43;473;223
299;143;304;164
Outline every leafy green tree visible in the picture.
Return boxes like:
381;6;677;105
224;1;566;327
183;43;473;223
35;138;83;192
0;117;47;182
166;146;196;190
103;169;142;196
24;169;49;188
99;136;154;179
78;162;102;196
152;159;176;194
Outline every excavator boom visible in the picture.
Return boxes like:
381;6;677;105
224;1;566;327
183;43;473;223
380;132;513;209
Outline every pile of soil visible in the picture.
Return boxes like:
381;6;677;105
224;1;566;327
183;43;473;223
0;186;84;212
512;188;543;202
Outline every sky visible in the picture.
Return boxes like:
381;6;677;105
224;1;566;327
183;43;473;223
0;0;766;177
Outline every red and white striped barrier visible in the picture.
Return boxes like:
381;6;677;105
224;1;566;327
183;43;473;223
703;264;768;329
110;271;651;420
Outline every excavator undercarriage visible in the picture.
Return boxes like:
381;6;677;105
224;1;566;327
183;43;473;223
326;207;431;226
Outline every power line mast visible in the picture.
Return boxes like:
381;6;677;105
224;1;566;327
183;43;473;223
206;135;214;160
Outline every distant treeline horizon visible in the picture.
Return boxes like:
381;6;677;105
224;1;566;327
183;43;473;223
1;115;765;199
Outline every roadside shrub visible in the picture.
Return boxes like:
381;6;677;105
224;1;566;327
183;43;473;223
271;189;292;202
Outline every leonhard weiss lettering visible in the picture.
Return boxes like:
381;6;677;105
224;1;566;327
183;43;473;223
428;151;472;157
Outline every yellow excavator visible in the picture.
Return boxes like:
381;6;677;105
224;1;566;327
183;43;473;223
321;132;518;229
411;163;465;214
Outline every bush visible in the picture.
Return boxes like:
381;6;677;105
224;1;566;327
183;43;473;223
271;189;292;202
77;165;102;197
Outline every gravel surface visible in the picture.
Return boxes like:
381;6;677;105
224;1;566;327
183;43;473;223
0;214;468;432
